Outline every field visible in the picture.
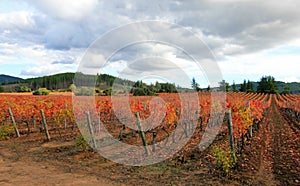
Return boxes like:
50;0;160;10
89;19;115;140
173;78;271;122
0;92;299;185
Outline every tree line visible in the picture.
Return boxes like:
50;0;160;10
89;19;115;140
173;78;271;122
0;73;293;95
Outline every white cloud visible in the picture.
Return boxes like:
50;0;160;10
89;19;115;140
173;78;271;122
218;47;300;82
0;11;35;30
282;77;300;83
0;0;300;83
28;0;98;22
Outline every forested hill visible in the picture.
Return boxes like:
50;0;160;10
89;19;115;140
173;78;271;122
22;73;131;91
0;74;23;83
0;73;130;91
1;72;300;94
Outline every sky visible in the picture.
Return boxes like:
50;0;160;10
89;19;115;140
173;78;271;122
1;0;300;88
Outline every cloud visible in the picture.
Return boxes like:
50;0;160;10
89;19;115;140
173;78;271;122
218;47;300;83
51;60;74;65
1;0;300;83
20;65;60;76
27;0;99;22
44;22;92;50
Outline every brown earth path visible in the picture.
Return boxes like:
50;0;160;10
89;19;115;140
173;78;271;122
239;95;300;186
0;142;117;186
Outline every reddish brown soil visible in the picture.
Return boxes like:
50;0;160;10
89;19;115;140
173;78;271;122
237;96;300;185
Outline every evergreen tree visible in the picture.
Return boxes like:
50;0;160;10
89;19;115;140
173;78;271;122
191;77;200;91
257;76;278;94
246;80;254;92
281;85;291;94
207;85;211;92
219;80;229;92
240;80;247;92
232;81;237;92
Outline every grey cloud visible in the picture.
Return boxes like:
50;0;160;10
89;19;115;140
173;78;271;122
51;60;74;65
4;0;300;61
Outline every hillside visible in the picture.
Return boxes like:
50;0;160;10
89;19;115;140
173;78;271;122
0;73;134;92
1;72;300;94
0;74;23;84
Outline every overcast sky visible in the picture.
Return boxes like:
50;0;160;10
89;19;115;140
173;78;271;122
1;0;300;87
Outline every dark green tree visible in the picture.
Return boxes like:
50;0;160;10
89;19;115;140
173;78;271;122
207;85;211;92
15;85;31;92
191;77;200;91
240;80;247;92
246;80;254;92
0;85;4;92
281;85;291;94
232;81;237;92
257;76;278;94
219;80;229;92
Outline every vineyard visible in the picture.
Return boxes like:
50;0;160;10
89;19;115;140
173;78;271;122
0;92;299;185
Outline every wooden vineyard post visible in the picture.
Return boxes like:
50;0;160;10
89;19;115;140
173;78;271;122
151;130;157;152
8;107;20;138
32;116;36;131
86;111;97;149
136;112;150;155
64;118;67;130
64;103;67;130
226;109;235;152
40;109;51;141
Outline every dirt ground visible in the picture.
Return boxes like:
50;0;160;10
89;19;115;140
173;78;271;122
0;97;299;185
236;96;300;185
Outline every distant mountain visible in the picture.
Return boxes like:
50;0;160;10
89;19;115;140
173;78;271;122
0;74;23;84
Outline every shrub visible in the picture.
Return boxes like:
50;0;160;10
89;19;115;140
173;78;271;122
132;87;157;96
74;86;94;96
68;84;76;92
33;88;50;95
0;85;4;92
75;134;90;151
210;145;237;174
104;88;112;96
0;124;14;140
15;85;31;92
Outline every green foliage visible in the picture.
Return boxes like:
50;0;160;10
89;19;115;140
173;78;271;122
74;86;94;96
15;85;31;92
26;72;74;90
159;83;177;93
239;80;255;92
281;85;291;94
219;80;229;92
257;76;278;94
240;80;247;92
0;74;22;84
232;81;238;92
131;80;175;96
68;84;76;92
0;124;14;140
207;85;211;92
103;88;112;96
132;87;157;96
33;88;50;95
191;77;201;91
0;85;4;93
211;145;237;174
75;134;90;151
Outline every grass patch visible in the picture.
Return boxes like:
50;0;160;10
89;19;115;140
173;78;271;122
210;145;237;174
0;124;14;140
